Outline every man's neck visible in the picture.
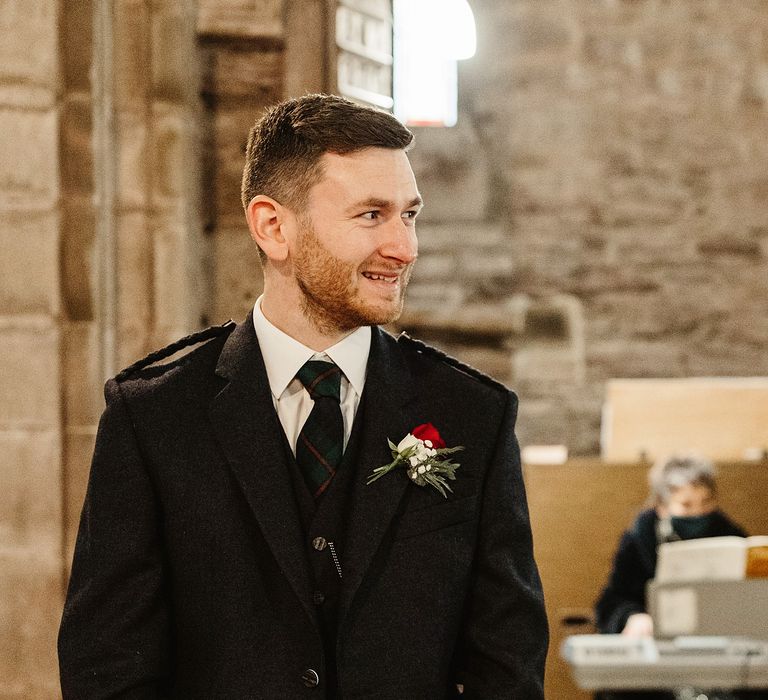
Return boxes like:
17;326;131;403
260;293;354;352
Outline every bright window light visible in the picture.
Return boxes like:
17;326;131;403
393;0;476;127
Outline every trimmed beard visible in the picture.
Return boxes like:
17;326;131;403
293;222;412;336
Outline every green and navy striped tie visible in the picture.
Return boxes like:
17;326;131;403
296;360;344;499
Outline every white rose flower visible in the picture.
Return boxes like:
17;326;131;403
397;433;420;453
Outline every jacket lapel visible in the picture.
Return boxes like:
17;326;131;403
338;327;417;623
208;316;317;627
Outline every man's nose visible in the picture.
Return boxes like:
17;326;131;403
379;217;418;263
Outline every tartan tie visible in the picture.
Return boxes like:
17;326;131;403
296;360;344;499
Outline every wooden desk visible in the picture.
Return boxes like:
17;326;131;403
523;458;768;700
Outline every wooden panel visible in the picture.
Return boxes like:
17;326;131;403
523;458;768;700
601;378;768;462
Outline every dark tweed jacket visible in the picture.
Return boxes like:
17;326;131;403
58;317;548;699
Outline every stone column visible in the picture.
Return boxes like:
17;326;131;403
113;0;204;368
0;1;65;696
59;1;205;696
59;0;206;587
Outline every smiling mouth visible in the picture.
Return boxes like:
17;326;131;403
362;271;399;283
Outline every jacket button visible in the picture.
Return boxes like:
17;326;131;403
312;590;325;605
312;536;327;551
302;668;320;688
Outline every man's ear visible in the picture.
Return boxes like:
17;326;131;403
245;195;292;262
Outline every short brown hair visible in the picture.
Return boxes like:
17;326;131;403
241;93;414;213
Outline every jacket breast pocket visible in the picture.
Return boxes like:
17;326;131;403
393;494;478;540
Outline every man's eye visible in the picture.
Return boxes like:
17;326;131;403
402;210;418;220
361;211;379;220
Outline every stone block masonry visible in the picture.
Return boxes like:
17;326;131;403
405;0;768;455
0;0;64;696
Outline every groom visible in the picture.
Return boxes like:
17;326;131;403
59;93;548;699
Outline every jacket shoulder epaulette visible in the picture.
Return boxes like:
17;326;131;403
115;320;236;382
396;332;509;394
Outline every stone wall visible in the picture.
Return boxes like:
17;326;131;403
198;0;284;324
111;0;204;368
1;1;204;696
199;0;330;324
403;0;768;455
60;0;204;611
0;1;64;696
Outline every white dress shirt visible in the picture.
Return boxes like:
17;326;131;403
252;297;371;454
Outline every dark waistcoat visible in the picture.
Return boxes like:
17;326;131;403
283;396;369;697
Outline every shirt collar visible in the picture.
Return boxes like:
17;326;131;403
252;297;371;399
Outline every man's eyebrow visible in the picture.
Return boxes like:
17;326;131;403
350;196;424;211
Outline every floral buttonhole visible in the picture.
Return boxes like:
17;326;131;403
366;423;464;498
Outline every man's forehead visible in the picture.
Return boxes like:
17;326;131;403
319;147;412;171
315;148;420;201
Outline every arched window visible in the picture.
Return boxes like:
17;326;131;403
393;0;476;127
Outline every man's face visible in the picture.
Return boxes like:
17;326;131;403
291;148;421;334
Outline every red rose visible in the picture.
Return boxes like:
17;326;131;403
412;423;446;449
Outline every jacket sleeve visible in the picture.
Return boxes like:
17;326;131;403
594;530;649;634
58;379;171;699
455;392;549;699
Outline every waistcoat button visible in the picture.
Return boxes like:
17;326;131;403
312;536;327;551
302;668;320;688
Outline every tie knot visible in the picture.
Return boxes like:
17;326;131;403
297;360;342;402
